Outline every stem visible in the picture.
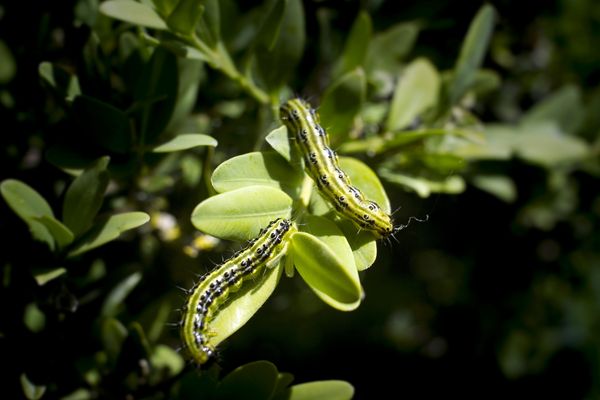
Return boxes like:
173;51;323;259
188;36;270;104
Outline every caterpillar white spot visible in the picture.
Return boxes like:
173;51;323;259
180;218;293;365
280;99;394;237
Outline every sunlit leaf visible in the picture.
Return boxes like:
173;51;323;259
332;11;372;79
68;212;150;257
20;373;46;400
152;134;217;152
282;380;354;400
211;151;303;196
36;216;74;250
191;186;293;241
386;58;440;131
365;22;418;74
33;267;67;286
100;0;167;30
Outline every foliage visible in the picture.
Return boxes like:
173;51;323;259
1;0;599;399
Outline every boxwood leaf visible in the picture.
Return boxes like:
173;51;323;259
216;361;278;400
290;231;362;310
100;0;167;30
283;380;354;400
62;156;109;237
211;151;303;196
68;212;150;257
191;186;293;241
152;134;217;152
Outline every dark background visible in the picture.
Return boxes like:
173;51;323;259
1;0;599;399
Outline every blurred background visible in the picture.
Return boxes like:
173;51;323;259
1;0;599;399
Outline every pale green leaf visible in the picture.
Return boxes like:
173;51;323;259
286;380;354;400
339;156;391;213
365;23;419;74
211;151;303;196
386;58;440;131
20;373;46;400
290;231;362;310
151;345;185;376
471;175;517;203
381;171;466;198
100;0;167;30
33;268;67;286
209;261;283;346
68;212;150;257
191;186;293;241
36;216;75;250
152;134;217;152
521;85;584;134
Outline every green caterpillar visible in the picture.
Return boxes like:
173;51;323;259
180;218;294;365
280;98;394;238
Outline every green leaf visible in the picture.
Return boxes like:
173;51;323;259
101;272;143;317
38;61;81;102
365;22;419;74
20;373;46;400
266;125;305;169
0;40;16;83
386;58;440;131
514;122;590;167
319;68;366;142
332;11;372;79
209;259;284;347
36;216;75;250
68;212;150;257
101;317;128;363
448;4;495;104
471;175;517;203
211;151;304;197
521;85;584;134
33;267;67;286
380;171;466;198
71;96;131;154
217;360;279;400
197;0;221;47
255;0;305;92
285;380;354;400
152;134;217;152
167;0;204;37
335;218;377;271
62;156;110;237
253;0;287;51
151;345;185;376
1;179;55;249
191;186;293;241
24;303;46;333
100;0;167;30
134;47;178;145
290;231;362;310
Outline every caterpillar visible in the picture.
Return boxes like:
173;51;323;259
180;218;293;365
279;98;394;238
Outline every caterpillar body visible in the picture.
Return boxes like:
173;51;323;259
180;218;293;365
280;98;394;238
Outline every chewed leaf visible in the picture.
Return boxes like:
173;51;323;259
212;151;303;196
339;157;391;214
191;186;293;241
290;231;362;310
152;134;217;152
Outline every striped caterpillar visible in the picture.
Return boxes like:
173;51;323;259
180;218;293;365
280;98;394;238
